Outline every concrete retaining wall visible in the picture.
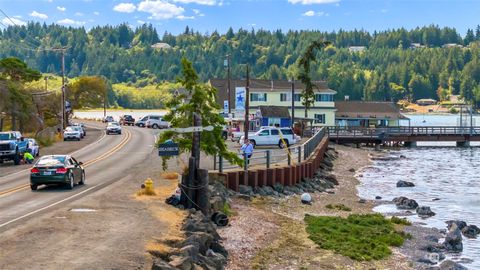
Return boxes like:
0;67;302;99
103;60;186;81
210;136;329;191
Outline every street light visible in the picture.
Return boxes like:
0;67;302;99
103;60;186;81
224;54;231;114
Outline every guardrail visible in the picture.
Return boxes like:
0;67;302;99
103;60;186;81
213;127;326;172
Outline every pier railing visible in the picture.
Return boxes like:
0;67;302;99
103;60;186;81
327;126;480;140
213;127;326;172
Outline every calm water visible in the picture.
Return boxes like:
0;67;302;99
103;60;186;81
358;114;480;268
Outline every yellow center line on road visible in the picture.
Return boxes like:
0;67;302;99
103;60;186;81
0;129;132;198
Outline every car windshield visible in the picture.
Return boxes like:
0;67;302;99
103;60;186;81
65;127;75;132
36;156;65;166
0;133;14;140
108;122;119;126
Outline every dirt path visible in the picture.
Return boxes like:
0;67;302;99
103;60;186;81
220;145;412;270
0;122;104;177
0;148;185;269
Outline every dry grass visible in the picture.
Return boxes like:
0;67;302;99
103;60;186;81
161;172;179;180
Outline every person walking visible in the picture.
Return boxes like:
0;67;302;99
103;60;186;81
240;139;254;165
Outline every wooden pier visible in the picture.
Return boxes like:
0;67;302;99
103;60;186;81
327;126;480;147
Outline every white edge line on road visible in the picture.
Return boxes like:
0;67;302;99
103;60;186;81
0;124;106;179
0;184;99;229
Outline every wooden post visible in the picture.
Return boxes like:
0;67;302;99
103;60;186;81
195;169;210;214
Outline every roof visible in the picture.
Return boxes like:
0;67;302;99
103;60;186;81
257;106;290;118
417;98;437;102
210;78;336;109
335;101;408;120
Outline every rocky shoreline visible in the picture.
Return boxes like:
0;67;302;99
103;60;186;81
362;151;476;270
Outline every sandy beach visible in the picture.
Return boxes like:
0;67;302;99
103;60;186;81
219;144;413;270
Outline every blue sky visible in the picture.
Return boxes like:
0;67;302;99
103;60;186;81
1;0;480;36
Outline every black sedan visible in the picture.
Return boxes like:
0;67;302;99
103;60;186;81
30;155;85;190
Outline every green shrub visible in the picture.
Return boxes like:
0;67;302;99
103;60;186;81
222;202;233;217
390;216;412;225
304;213;408;261
325;203;352;211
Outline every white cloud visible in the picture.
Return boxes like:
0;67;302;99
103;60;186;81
1;17;27;26
93;11;100;16
138;1;184;20
57;6;66;12
302;10;315;16
57;18;85;26
137;20;146;24
289;0;339;4
381;9;388;13
29;11;48;19
302;10;328;16
13;15;23;19
75;12;84;16
176;15;195;20
113;3;136;13
192;9;205;16
172;0;217;5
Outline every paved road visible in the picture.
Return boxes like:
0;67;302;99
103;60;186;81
0;122;157;232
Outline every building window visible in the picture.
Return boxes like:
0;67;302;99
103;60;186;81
250;93;267;102
293;93;301;101
315;94;334;102
314;114;326;124
280;93;291;102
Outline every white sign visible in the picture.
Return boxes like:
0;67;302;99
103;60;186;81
166;126;214;133
235;87;246;111
223;100;229;114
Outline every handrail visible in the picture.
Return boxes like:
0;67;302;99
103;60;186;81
327;126;480;138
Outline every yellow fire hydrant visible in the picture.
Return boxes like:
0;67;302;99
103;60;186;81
144;178;155;195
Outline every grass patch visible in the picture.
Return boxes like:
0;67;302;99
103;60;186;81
304;213;407;261
390;216;412;226
222;202;233;217
325;203;352;211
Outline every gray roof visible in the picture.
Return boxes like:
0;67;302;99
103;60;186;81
335;101;408;120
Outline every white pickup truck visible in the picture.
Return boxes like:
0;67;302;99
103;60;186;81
239;127;300;148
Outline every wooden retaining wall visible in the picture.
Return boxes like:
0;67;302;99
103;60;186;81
210;136;329;191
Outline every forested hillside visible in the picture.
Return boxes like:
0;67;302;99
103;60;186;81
3;22;480;105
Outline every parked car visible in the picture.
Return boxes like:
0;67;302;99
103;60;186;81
119;115;135;126
146;116;170;129
239;127;300;148
106;122;122;135
0;131;28;165
102;115;114;123
63;127;82;141
70;126;85;138
72;123;86;136
30;155;85;190
26;138;40;157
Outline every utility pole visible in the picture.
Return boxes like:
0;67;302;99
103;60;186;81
61;48;66;130
291;78;295;128
226;54;231;114
244;65;250;141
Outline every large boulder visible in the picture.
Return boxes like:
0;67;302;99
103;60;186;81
461;224;480;238
417;206;436;218
324;174;339;185
210;196;224;213
151;259;176;270
273;182;284;193
396;180;415;187
446;220;467;231
393;196;419;210
443;224;463;252
168;256;193;270
238;185;253;196
439;260;467;270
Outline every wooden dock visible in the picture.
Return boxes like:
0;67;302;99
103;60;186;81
327;126;480;146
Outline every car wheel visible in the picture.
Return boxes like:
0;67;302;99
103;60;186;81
106;131;109;135
36;150;40;157
119;131;122;135
66;174;74;190
152;124;159;129
79;172;85;185
279;140;289;149
30;184;38;191
77;138;81;141
13;152;20;165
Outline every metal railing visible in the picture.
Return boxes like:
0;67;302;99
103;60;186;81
327;126;480;140
213;127;326;172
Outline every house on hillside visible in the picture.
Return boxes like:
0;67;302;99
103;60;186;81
348;46;366;53
442;43;463;48
335;101;408;127
209;79;337;130
410;43;426;49
416;98;437;106
255;106;291;128
151;43;171;50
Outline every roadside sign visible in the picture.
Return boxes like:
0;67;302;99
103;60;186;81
158;141;179;156
166;126;214;133
224;100;229;114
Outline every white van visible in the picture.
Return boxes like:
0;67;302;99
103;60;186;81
135;115;163;128
145;115;170;129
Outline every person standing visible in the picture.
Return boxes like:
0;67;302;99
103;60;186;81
240;139;254;165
